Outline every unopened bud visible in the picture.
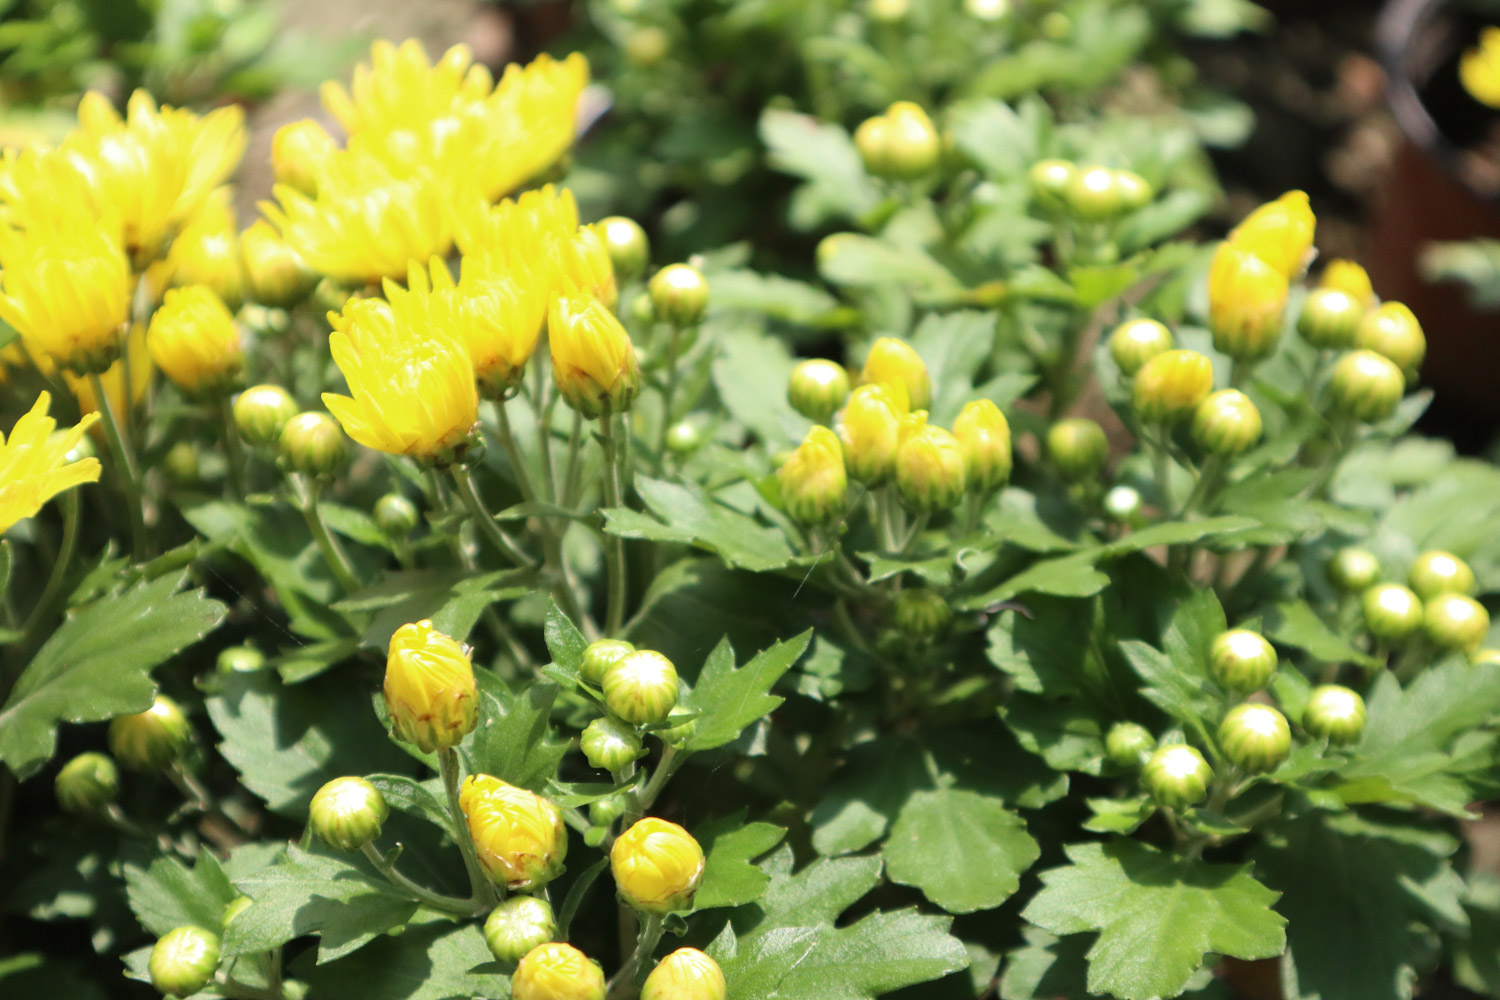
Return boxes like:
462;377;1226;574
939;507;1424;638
1227;190;1315;280
1108;318;1174;376
1143;744;1211;810
108;695;191;771
602;650;679;725
221;896;251;931
1105;722;1154;769
242;221;314;308
310;776;388;851
1471;648;1500;668
881;102;942;180
1362;583;1423;643
279;411;347;477
375;493;420;537
149;927;221;998
1327;547;1380;593
665;422;700;454
1192;389;1262;455
512;942;605;1000
838;384;905;485
788;359;851;423
217;645;266;674
648;265;708;328
611;817;705;913
1210;629;1277;693
596;217;650;283
484;896;558;964
1297;288;1362;350
1409;550;1476;600
582;716;644;772
1047;418;1107;481
1329;350;1405;422
271;120;335;196
234;385;298;448
862;337;931;411
461;774;569;891
1319;258;1375;309
1132;350;1214;423
384;620;478;753
1065;165;1123;221
952;399;1011;492
895;423;966;513
1218;703;1291;774
1424;593;1490;653
1355;302;1425;376
580;639;636;687
893;590;951;638
55;752;119;813
642;948;728;1000
1208;242;1289;360
1103;485;1143;522
589;792;628;827
1029;159;1076;211
1303;684;1365;745
164;441;201;487
778;426;848;526
1113;170;1153;211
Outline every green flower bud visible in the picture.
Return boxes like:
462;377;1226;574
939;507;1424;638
589;792;628;827
55;752;119;813
1471;648;1500;668
310;776;389;851
869;0;911;22
624;26;669;67
1065;165;1123;221
1113;170;1153;212
1143;744;1212;810
779;425;848;524
1297;288;1363;349
1329;350;1404;423
1046;418;1108;481
893;589;951;638
1133;350;1214;423
232;384;298;449
108;695;191;771
641;947;728;1000
1103;485;1143;523
648;265;708;328
1408;550;1476;600
881;102;942;179
1424;593;1490;653
1108;318;1174;376
1105;722;1154;769
483;895;558;964
964;0;1011;20
596;217;650;283
221;896;252;931
788;359;852;424
854;115;895;178
895;422;967;513
375;493;420;538
665;422;701;455
1217;703;1291;774
580;639;636;687
581;716;644;772
164;441;200;487
602;650;679;725
1192;389;1262;456
1355;301;1425;375
279;411;347;477
1029;159;1077;211
1327;547;1380;593
1210;629;1278;693
149;926;221;998
658;714;697;749
1303;684;1365;745
1363;583;1424;643
216;645;266;674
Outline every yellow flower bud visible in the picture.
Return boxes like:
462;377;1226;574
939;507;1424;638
512;942;605;1000
271;119;336;196
1227;190;1315;280
383;619;478;753
147;286;244;398
55;752;119;813
642;948;728;1000
580;638;635;686
1208;242;1289;360
952;399;1012;492
881;102;942;180
862;337;931;411
611;817;705;914
1132;350;1214;423
1297;288;1363;350
1108;318;1174;376
460;774;569;891
167;197;246;313
1409;550;1476;600
1065;165;1123;222
108;695;191;771
549;293;641;418
1028;159;1076;211
1192;389;1262;456
602;650;679;725
1461;28;1500;108
778;425;848;526
1355;301;1425;376
0;220;130;375
788;359;851;423
837;383;906;485
242;220;315;308
895;423;966;513
309;776;389;851
1329;350;1404;423
149;926;220;998
1318;258;1375;310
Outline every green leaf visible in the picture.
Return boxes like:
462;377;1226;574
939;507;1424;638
463;671;567;792
816;233;962;293
365;773;449;831
226;845;421;963
1255;811;1466;1000
603;476;795;572
998;928;1092;1000
1421;238;1500;309
884;788;1039;913
692;813;787;912
1115;190;1213;255
124;850;236;937
294;919;512;998
1023;839;1286;1000
711;329;813;449
337;568;529;649
909;311;995;426
682;631;811;751
543;599;587;680
1117;587;1226;744
1082;795;1155;834
1263;600;1381;669
0;572;226;777
965;552;1110;607
0;954;107;1000
759;108;879;228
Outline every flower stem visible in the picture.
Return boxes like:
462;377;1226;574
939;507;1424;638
562;411;584;509
216;395;247;500
359;842;484;916
294;476;362;594
494;402;538;505
653;323;685;472
438;747;499;909
88;371;146;560
449;465;533;567
607;912;665;1000
599;415;629;637
19;491;80;653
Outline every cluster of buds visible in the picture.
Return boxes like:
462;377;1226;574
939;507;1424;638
1028;161;1153;220
854;102;941;181
1346;548;1492;657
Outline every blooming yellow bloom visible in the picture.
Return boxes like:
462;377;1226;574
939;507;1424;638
147;286;244;396
271;120;337;195
1227;190;1315;280
641;948;727;1000
0;391;100;533
459;774;568;890
896;423;967;513
1318;258;1375;310
165;189;245;312
322;295;479;463
611;817;705;914
264;150;452;285
548;293;639;418
1462;28;1500;108
837;383;907;485
512;943;605;1000
456;185;610;303
778;425;848;525
0;209;131;373
383;619;478;752
862;337;931;411
322;40;492;141
473;53;589;199
1208;242;1289;360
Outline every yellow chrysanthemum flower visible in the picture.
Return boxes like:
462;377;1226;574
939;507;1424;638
383;619;478;753
147;286;244;396
264;150;452;285
322;295;479;463
1462;28;1500;108
611;817;705;914
548;292;639;419
456;185;599;301
64;90;245;261
0;391;101;533
322;40;492;140
459;774;568;890
1226;190;1315;281
271;119;337;196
